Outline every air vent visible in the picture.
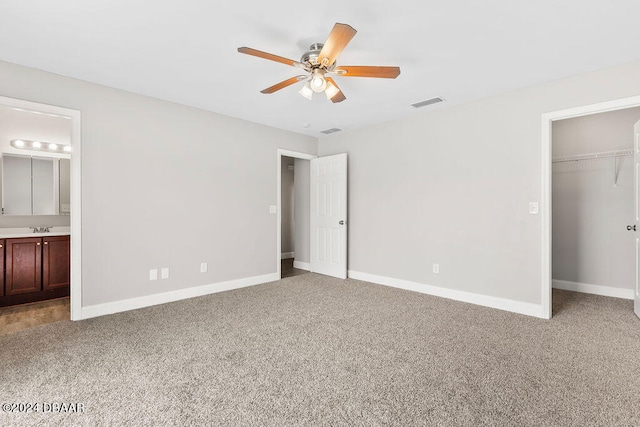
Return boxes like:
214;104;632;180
411;97;444;108
320;127;342;134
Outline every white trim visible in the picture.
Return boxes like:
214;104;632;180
293;260;310;271
276;149;317;280
552;279;634;300
81;273;279;319
349;270;546;318
281;252;294;259
541;94;640;320
278;149;316;161
0;96;82;321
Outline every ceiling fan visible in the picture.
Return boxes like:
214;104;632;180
237;23;400;103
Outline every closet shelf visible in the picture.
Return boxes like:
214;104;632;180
552;149;634;163
553;149;634;187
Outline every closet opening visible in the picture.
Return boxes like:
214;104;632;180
543;98;640;318
276;149;316;279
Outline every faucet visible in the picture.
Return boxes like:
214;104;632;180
30;226;51;233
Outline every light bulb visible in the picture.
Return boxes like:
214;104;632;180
13;140;25;147
310;69;327;92
32;141;42;149
63;145;72;152
48;143;58;151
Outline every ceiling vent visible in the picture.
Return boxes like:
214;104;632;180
320;127;342;134
411;97;444;108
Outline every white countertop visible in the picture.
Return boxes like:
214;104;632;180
0;227;71;239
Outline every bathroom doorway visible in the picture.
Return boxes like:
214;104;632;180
0;95;82;332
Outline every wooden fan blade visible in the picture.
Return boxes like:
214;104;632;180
334;66;401;79
318;23;357;67
260;75;307;94
238;47;302;68
325;77;346;103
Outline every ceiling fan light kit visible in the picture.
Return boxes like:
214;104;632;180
238;23;400;103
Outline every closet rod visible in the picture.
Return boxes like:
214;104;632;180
552;149;634;163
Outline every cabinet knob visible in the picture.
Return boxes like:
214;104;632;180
37;242;40;246
44;242;48;245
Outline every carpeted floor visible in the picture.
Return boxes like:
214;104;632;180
1;273;639;426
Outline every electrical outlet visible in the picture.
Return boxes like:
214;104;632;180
200;262;208;273
269;205;277;214
529;202;539;215
161;267;169;279
433;263;440;274
149;269;158;281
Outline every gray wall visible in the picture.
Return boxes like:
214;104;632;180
552;107;640;290
0;60;317;307
318;60;640;305
281;156;294;255
293;158;310;264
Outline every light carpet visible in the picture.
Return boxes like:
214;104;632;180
1;273;639;426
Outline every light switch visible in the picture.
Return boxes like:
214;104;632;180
269;205;277;214
529;202;539;215
149;269;158;281
161;268;169;279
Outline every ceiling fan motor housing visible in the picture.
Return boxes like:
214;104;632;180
301;43;330;68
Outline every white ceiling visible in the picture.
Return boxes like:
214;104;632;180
1;0;639;137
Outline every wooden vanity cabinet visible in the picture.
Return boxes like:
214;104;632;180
0;235;70;306
0;240;4;297
5;237;43;296
43;236;71;290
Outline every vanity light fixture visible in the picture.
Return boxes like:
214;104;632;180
10;139;71;154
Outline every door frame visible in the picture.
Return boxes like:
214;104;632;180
0;95;82;320
541;94;640;319
277;149;317;279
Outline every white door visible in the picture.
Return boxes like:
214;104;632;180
310;153;347;279
635;119;640;318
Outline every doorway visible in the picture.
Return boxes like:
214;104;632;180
0;95;82;323
280;155;309;278
277;149;316;279
541;96;640;318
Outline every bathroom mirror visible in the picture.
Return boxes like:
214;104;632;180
1;154;68;216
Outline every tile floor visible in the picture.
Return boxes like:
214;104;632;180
0;297;70;335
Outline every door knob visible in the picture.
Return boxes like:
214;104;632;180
627;225;636;231
339;220;346;225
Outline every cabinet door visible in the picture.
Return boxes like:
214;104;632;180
0;240;4;297
42;236;70;290
5;237;42;295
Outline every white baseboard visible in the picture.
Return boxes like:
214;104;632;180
552;279;634;300
348;270;546;319
293;261;310;271
81;273;279;320
281;252;294;259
